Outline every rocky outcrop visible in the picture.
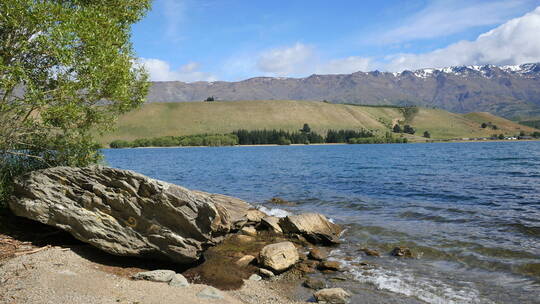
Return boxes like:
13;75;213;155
279;213;342;245
9;166;252;264
258;241;299;273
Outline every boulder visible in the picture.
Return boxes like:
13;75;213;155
314;288;350;304
279;213;342;245
260;216;283;233
9;166;251;264
258;241;299;272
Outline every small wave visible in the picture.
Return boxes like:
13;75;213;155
257;206;290;218
398;211;466;223
341;257;491;304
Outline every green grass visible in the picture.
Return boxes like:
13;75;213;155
99;100;539;145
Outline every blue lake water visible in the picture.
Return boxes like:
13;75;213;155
103;142;540;304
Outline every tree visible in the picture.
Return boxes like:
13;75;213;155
481;123;488;128
205;96;215;102
498;134;505;140
0;0;151;205
403;125;415;134
423;131;431;138
300;123;311;133
393;124;402;133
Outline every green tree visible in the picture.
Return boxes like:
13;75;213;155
0;0;151;206
300;123;311;133
393;124;402;133
205;96;215;102
423;131;431;138
403;125;415;134
481;123;488;128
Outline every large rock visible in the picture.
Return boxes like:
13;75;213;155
258;241;299;272
279;213;342;245
9;166;252;264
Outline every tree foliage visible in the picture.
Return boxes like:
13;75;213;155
0;0;151;206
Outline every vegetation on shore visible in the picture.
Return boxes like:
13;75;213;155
0;0;151;208
100;101;539;146
108;127;408;148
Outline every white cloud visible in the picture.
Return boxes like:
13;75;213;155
139;58;217;82
256;43;315;76
379;0;532;44
385;6;540;71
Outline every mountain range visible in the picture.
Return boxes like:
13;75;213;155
146;63;540;120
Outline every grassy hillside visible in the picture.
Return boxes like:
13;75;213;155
100;100;538;145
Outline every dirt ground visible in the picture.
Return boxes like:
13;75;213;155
0;212;307;304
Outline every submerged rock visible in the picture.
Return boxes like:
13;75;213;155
258;241;299;272
303;278;326;290
9;166;250;264
308;247;329;261
391;246;413;258
279;213;342;245
318;261;342;271
314;288;350;304
360;247;381;257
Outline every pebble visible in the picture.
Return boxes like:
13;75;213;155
168;274;189;287
249;274;262;281
131;270;175;282
258;268;275;278
197;286;224;300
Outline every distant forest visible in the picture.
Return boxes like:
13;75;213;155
109;126;407;148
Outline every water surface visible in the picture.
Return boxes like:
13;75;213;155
103;142;540;304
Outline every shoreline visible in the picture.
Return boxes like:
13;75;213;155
103;139;540;149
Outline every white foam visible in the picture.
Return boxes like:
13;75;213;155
258;206;290;218
334;255;492;304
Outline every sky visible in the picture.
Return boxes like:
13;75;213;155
132;0;540;82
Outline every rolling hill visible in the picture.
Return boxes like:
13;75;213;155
146;63;540;120
100;100;538;145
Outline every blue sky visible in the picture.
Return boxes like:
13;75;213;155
132;0;540;82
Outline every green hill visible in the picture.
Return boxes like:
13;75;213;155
100;100;538;145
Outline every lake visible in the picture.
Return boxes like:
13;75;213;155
103;142;540;304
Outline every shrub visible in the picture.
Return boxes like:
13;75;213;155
393;124;402;133
423;131;431;138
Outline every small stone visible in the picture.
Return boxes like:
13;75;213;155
309;248;328;261
249;274;262;281
318;261;342;271
303;278;326;290
131;270;175;282
296;262;317;274
168;274;189;287
391;246;413;258
240;226;257;237
235;255;256;267
314;288;350;304
258;268;275;278
197;286;224;300
360;248;380;257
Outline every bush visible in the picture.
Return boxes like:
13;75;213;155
403;125;415;134
393;124;402;133
109;140;132;148
278;137;292;145
423;131;431;138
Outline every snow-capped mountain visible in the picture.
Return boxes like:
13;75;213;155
147;63;540;119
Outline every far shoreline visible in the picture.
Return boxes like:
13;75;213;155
102;139;540;149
